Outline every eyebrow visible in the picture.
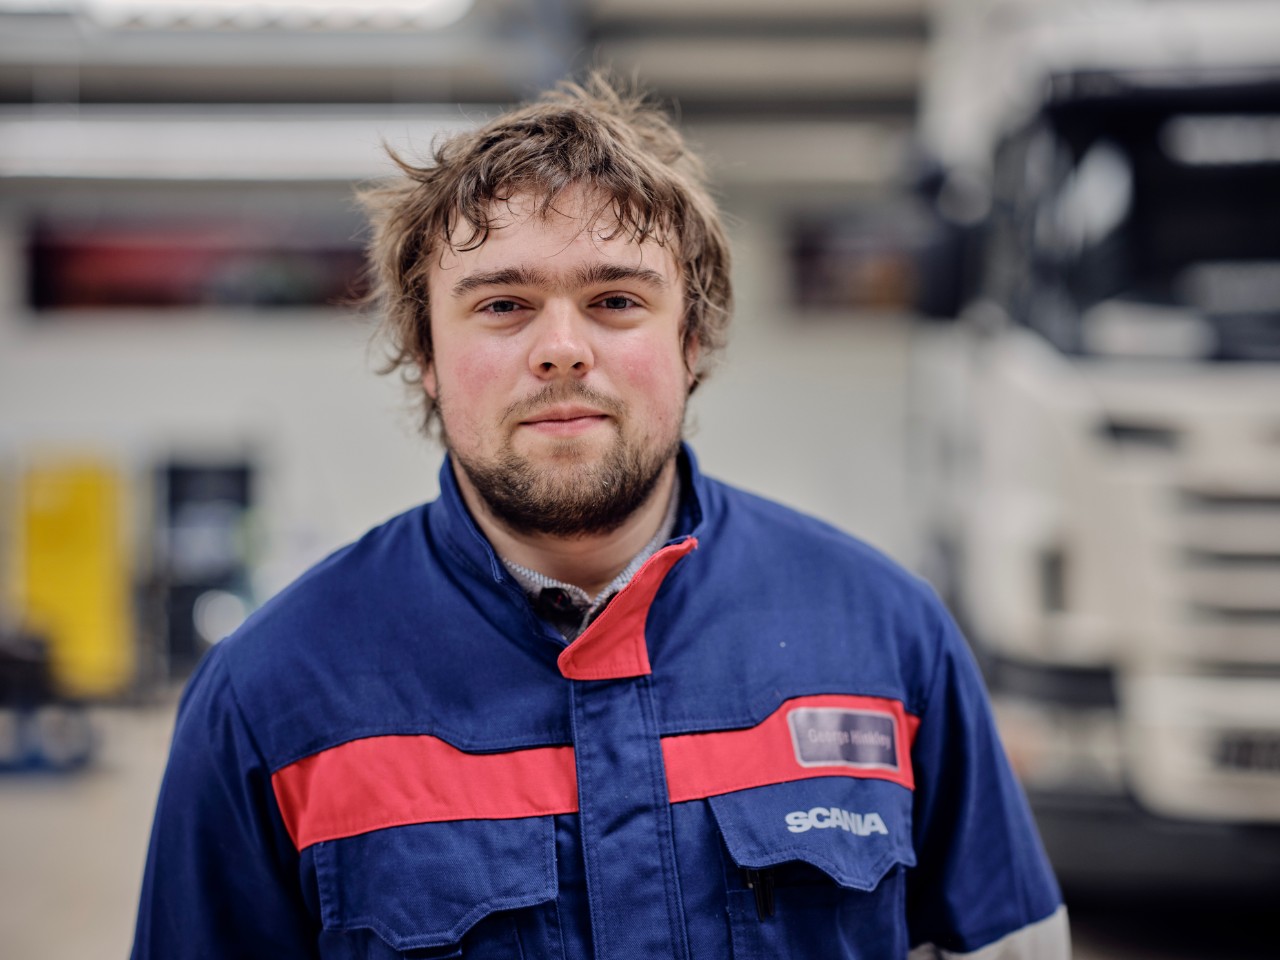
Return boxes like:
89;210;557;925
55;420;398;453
450;263;669;298
450;266;548;298
573;263;669;290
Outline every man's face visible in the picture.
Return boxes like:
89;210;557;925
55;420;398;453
423;187;697;538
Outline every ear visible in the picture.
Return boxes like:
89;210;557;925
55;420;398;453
421;362;439;400
682;335;702;391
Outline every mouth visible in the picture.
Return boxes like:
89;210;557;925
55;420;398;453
518;404;612;436
522;404;608;424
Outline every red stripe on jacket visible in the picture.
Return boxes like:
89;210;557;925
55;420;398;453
272;694;918;850
663;694;920;802
272;735;577;849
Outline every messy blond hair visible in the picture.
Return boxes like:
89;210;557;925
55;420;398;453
362;73;732;434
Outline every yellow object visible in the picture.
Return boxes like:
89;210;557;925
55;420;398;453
13;460;134;698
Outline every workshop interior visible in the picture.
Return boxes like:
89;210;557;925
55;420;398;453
1;0;1278;956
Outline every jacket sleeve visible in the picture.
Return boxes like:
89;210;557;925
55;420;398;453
905;605;1070;959
131;644;318;959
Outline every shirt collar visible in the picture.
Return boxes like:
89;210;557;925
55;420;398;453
501;472;682;630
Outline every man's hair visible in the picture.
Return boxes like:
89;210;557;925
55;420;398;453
362;73;733;434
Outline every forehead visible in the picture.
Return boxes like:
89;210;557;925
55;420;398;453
430;188;678;290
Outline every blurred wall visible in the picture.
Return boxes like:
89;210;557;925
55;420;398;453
0;0;929;686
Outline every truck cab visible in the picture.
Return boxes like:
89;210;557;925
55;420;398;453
913;5;1280;893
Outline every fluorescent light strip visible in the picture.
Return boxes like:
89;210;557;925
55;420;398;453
2;1;474;29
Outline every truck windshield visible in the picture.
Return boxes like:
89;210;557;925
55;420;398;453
994;75;1280;361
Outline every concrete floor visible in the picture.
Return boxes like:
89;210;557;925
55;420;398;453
0;701;174;959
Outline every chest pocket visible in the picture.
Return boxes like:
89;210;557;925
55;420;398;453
708;778;917;960
312;817;563;959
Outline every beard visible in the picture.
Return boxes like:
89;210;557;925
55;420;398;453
443;384;683;539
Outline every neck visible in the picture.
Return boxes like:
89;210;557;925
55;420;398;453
454;459;678;599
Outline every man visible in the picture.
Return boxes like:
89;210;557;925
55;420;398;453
133;77;1068;959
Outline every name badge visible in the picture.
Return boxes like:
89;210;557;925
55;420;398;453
787;707;900;772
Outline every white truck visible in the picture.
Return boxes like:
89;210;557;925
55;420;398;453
912;0;1280;893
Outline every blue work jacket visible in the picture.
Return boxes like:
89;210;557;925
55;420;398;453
132;447;1064;959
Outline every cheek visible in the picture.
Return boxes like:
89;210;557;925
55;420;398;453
435;349;511;450
435;340;513;405
615;340;690;421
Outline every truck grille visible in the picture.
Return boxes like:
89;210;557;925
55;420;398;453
1178;489;1280;666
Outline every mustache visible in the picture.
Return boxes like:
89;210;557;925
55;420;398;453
501;383;625;424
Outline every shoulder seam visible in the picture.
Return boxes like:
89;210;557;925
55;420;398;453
217;649;274;780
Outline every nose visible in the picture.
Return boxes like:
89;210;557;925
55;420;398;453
529;300;593;379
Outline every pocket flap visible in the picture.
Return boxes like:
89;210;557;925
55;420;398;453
314;817;557;951
708;778;916;890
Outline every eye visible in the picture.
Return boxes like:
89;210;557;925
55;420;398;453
596;295;639;310
481;298;523;315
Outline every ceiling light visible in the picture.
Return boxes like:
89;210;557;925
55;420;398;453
2;0;475;30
